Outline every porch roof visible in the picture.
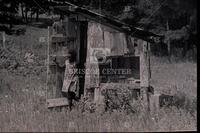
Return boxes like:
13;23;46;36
51;0;163;43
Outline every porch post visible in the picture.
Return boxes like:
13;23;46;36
139;39;150;111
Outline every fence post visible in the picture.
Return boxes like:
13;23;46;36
2;32;6;49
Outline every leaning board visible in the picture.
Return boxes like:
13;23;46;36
47;98;69;108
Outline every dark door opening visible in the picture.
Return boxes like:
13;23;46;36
77;21;88;98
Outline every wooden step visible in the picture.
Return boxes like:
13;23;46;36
49;55;69;58
51;36;76;43
47;98;69;108
51;36;67;43
100;83;141;90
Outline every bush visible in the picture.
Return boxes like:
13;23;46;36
101;83;139;113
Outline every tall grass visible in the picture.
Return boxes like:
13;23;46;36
0;57;196;132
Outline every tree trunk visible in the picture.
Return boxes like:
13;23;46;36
182;41;188;58
30;9;33;22
166;20;171;61
21;5;24;20
2;31;6;49
36;10;39;22
8;15;13;30
60;13;64;20
9;22;12;30
25;7;28;23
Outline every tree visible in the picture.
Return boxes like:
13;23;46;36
18;0;51;23
0;0;19;29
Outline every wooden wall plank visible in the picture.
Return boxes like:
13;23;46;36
138;39;150;110
88;23;104;48
134;38;140;56
139;40;149;87
149;94;160;114
47;65;57;99
126;36;135;55
56;66;65;98
47;98;69;108
84;22;102;96
47;27;54;99
103;31;112;51
110;32;124;55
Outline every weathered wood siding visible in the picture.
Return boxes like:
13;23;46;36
84;23;102;90
86;22;135;57
84;22;138;91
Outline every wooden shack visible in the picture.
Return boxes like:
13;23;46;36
46;1;162;110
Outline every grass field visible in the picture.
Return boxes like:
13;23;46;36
0;26;197;132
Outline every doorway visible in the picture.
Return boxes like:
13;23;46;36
77;21;88;98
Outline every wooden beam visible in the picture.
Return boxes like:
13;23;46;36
148;42;151;79
139;39;150;111
47;98;69;108
139;40;150;87
94;87;100;102
56;66;65;98
51;36;76;43
47;27;55;99
100;83;140;90
149;93;160;115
